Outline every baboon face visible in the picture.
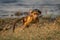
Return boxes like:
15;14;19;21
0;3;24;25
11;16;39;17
30;9;41;19
31;11;38;20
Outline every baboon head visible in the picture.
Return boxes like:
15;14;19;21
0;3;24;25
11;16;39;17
30;9;41;20
30;9;41;15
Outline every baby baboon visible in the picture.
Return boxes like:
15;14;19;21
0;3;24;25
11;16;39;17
13;9;42;32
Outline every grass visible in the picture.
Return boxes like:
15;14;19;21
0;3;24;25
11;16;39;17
0;16;60;40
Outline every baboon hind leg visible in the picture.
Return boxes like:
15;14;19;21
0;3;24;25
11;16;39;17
12;17;24;32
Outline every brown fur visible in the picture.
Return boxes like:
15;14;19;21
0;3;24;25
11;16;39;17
13;9;42;32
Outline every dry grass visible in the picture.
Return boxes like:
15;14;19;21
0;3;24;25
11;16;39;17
0;16;60;40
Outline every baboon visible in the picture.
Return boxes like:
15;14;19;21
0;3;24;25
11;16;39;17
13;9;42;32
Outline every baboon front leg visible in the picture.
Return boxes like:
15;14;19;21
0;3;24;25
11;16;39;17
20;20;31;30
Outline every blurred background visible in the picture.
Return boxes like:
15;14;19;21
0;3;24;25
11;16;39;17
0;0;60;18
